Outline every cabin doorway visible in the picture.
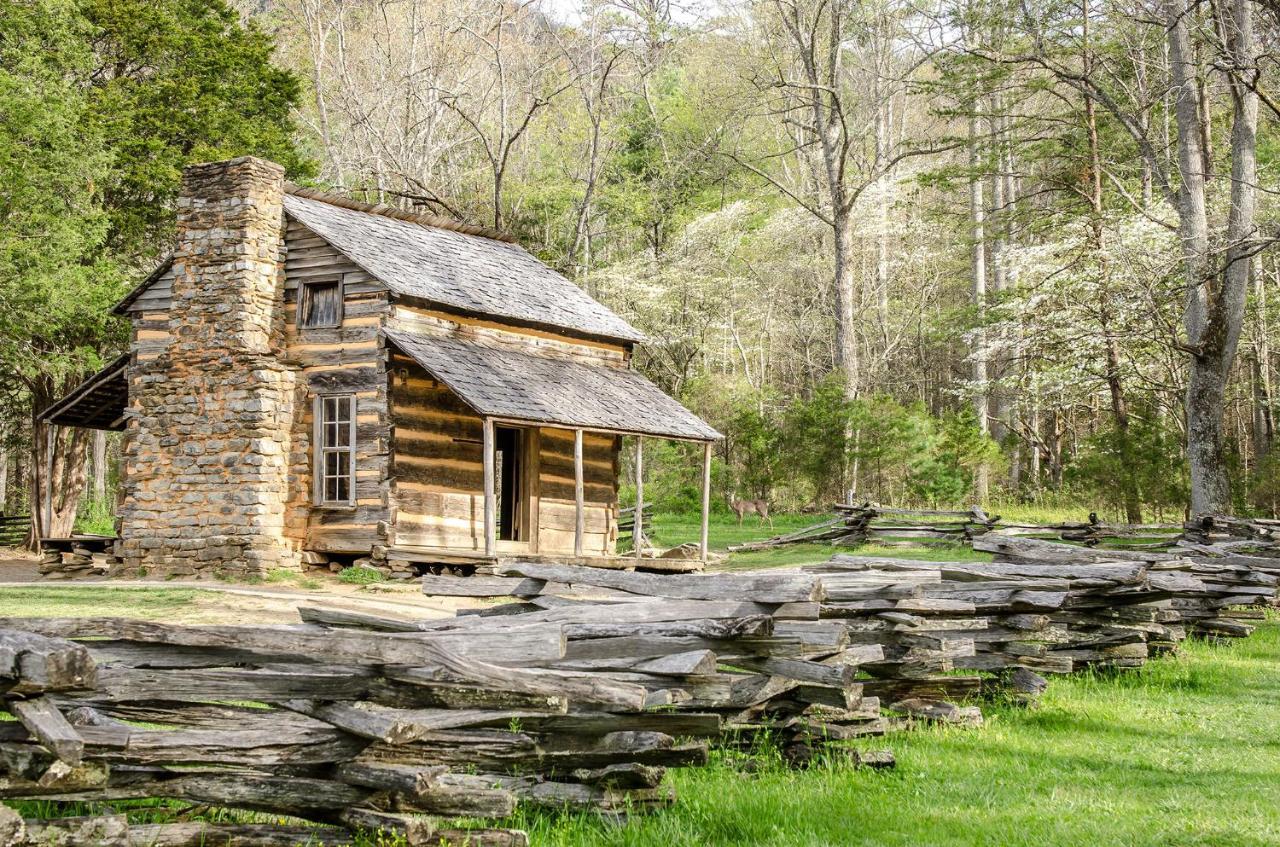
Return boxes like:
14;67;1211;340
494;426;530;542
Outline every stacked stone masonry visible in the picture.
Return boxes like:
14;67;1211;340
118;158;300;577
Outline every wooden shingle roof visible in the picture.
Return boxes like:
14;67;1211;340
283;193;646;344
384;329;721;441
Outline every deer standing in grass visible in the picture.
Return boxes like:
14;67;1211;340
729;496;773;530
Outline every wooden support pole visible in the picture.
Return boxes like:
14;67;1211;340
482;418;495;557
634;437;644;563
700;440;712;562
43;424;56;543
574;428;585;558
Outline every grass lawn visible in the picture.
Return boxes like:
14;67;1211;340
513;617;1280;846
642;512;995;570
0;587;203;618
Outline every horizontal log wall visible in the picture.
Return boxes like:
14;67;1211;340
123;263;176;315
387;304;629;365
537;428;619;557
388;357;621;556
283;219;392;553
389;356;485;551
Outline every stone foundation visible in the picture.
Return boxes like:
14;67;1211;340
119;157;300;577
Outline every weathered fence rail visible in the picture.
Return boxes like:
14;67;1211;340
0;515;28;548
730;503;1188;552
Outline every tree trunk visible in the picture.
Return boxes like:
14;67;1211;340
92;430;107;501
30;421;90;543
833;212;860;398
969;113;990;502
1167;0;1219;516
1174;0;1257;516
1252;260;1274;464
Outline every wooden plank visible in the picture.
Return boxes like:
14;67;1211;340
11;696;83;764
574;428;584;559
493;562;823;603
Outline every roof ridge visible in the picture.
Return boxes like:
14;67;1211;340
284;184;516;244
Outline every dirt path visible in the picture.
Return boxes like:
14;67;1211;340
0;551;488;625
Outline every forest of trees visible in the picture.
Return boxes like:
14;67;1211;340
1;0;1277;533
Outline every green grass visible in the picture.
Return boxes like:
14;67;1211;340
266;568;323;590
516;618;1280;846
639;513;996;571
337;566;386;585
0;587;201;618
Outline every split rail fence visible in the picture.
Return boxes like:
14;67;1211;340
2;527;1276;844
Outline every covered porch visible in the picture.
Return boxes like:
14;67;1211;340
383;330;721;571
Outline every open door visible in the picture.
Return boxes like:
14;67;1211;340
494;426;529;542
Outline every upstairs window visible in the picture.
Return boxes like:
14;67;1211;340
315;395;355;505
299;278;343;328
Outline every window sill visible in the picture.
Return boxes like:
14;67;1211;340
313;503;358;512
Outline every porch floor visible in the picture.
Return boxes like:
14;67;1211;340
385;545;705;574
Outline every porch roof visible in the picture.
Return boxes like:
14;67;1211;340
383;329;721;442
38;354;129;431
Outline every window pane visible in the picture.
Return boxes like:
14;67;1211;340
317;394;356;504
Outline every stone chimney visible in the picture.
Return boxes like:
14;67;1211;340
119;157;299;577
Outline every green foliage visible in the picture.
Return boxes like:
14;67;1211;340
1066;411;1189;520
723;394;784;499
337;566;386;585
1249;449;1280;516
767;378;1004;508
602;66;730;254
0;0;118;399
82;0;313;254
73;495;116;536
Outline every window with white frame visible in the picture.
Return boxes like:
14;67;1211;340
315;395;355;505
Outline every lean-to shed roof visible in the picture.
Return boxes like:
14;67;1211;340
384;328;720;441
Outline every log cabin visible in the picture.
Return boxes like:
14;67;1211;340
40;157;719;578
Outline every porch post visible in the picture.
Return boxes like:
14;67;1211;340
573;428;584;558
700;439;712;562
482;417;495;557
634;437;644;563
43;424;56;541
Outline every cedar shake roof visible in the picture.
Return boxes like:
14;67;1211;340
282;192;646;344
384;329;721;441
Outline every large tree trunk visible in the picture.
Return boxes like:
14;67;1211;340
1173;0;1257;516
1167;0;1218;516
833;212;860;398
968;113;990;502
29;422;90;544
